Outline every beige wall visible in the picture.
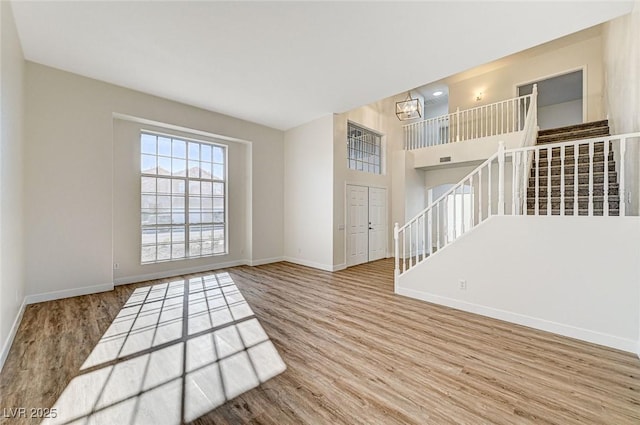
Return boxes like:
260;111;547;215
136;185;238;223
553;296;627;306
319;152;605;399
0;1;26;367
24;63;284;297
283;115;335;270
446;27;605;123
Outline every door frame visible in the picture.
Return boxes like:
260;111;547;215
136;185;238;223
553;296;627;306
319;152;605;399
344;183;389;268
514;65;587;124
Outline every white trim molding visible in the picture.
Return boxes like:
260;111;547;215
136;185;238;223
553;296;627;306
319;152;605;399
397;287;638;354
282;257;335;272
25;283;114;305
0;299;27;373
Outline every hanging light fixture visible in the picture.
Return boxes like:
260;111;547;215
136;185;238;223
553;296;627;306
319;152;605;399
396;91;422;121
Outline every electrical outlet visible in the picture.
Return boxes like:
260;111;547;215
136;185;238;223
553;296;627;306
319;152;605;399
459;280;467;290
113;263;120;270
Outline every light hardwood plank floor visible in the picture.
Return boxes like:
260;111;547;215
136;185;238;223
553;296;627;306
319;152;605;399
1;259;639;424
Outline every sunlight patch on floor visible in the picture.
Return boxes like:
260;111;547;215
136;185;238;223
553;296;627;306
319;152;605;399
42;272;286;425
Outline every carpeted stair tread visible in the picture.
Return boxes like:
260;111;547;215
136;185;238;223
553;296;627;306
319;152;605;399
537;120;609;137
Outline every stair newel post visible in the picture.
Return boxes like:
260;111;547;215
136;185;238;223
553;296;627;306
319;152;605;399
532;84;538;129
588;141;594;216
620;137;626;216
604;139;609;217
456;107;460;142
560;145;566;216
498;141;505;215
394;223;399;289
547;146;552;215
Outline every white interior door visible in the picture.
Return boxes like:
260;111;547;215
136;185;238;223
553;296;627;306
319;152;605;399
347;185;368;266
368;187;387;261
346;185;387;266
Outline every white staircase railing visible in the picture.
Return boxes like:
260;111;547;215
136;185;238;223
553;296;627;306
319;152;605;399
394;132;640;279
404;86;537;150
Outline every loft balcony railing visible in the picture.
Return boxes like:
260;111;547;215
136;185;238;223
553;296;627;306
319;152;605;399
403;86;537;150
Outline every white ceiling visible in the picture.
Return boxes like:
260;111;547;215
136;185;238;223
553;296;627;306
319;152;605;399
11;1;633;131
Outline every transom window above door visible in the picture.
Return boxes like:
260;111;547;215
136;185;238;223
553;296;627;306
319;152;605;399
347;122;383;175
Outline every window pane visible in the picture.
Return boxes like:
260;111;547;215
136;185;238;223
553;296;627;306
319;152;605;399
141;194;156;209
189;181;200;195
172;180;185;195
172;244;185;259
172;139;186;159
172;196;185;210
213;183;224;196
201;162;212;178
157;244;171;261
141;134;157;155
158;157;171;176
141;177;156;193
189;243;201;257
201;144;212;163
188;161;200;178
142;228;156;245
172;226;185;243
201;182;212;196
157;195;171;211
142;213;156;225
188;143;200;161
158;137;171;156
172;159;186;177
172;213;185;225
212;164;224;180
142;245;156;263
213;146;224;163
141;155;156;174
189;226;202;242
157;213;172;225
157;227;171;244
157;178;171;194
201;197;213;210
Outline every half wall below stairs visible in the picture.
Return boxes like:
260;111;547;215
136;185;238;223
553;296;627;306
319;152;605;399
396;215;640;354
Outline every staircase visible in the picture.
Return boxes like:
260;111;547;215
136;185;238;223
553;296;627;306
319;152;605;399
527;120;619;216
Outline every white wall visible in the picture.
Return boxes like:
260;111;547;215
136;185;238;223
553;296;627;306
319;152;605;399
538;99;583;130
397;216;640;353
24;63;284;298
602;0;640;357
283;115;334;270
0;0;26;369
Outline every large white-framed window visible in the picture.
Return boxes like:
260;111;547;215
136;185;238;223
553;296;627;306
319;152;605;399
140;131;227;264
347;122;383;174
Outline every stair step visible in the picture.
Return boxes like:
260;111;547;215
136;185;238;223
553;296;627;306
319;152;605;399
529;172;617;186
533;152;614;166
527;186;619;197
536;143;610;158
537;120;609;137
530;162;616;176
537;127;610;144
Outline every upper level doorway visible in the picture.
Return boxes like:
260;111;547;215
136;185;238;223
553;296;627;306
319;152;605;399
517;69;584;130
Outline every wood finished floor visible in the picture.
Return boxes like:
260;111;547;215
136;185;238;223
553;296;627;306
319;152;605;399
1;258;639;424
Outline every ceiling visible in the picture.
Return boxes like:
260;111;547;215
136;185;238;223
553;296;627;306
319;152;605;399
11;1;633;131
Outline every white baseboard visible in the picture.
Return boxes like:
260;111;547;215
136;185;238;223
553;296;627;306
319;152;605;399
114;260;246;286
0;299;27;373
396;286;638;354
332;263;346;271
282;257;335;272
25;282;114;305
248;257;284;266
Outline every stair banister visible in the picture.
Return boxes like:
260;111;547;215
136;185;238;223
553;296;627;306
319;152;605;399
395;131;640;280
